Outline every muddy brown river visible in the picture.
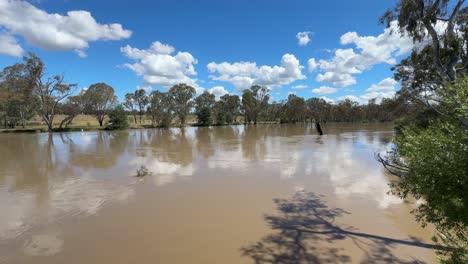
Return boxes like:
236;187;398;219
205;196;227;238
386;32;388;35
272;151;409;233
0;124;437;263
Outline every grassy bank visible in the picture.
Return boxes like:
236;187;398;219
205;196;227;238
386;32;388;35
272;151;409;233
0;114;228;133
0;114;387;133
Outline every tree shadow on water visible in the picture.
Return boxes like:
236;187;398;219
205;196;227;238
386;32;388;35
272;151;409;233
241;192;441;264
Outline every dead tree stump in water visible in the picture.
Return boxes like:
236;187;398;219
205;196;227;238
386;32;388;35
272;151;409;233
315;122;323;135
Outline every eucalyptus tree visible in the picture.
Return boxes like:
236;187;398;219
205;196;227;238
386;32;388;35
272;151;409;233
379;1;468;262
214;94;241;125
381;0;467;121
306;98;330;122
195;91;215;126
57;93;90;129
220;94;240;124
242;85;269;124
134;89;149;124
124;93;137;124
168;83;196;126
0;63;38;128
282;94;307;123
148;90;173;127
23;53;76;131
84;83;117;127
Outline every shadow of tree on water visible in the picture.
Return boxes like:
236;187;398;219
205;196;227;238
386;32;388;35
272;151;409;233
241;192;442;264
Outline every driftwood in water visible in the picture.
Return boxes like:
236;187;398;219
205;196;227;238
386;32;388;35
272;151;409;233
315;122;323;135
136;165;150;177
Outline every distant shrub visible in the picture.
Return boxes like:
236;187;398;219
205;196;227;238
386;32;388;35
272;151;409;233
106;105;129;130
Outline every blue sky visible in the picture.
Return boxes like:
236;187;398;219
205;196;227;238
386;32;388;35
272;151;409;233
0;0;410;104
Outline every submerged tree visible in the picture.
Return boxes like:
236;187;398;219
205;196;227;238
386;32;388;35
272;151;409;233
134;89;148;124
281;94;307;123
195;91;215;126
168;83;196;126
147;90;173;127
214;94;240;125
242;85;269;124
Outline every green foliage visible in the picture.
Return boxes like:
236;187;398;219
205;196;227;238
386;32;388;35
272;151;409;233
195;91;215;126
242;85;269;124
57;94;88;129
106;105;129;130
281;94;307;123
168;83;196;126
390;122;467;263
124;93;137;124
214;94;240;125
440;78;468;127
379;3;468;261
148;90;174;127
196;107;212;126
133;89;148;123
383;79;468;263
381;0;467;103
84;82;116;126
0;60;38;128
25;53;76;131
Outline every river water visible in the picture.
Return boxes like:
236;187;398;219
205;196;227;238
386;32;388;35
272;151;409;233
0;123;437;263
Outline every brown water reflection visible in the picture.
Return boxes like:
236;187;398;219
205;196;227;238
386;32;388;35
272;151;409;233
0;124;437;263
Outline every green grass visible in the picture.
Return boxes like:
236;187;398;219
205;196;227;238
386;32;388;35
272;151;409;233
1;114;252;133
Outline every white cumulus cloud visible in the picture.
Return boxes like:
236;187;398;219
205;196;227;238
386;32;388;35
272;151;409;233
308;58;318;72
292;85;308;89
137;85;153;92
208;86;229;100
207;54;306;91
336;78;397;104
0;32;23;57
121;41;204;93
320;96;336;104
314;21;413;87
296;31;311;46
366;77;397;92
337;95;361;103
0;0;132;57
312;86;338;95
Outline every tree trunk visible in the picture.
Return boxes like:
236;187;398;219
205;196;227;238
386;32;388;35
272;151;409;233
59;116;75;129
180;116;185;127
315;122;323;135
65;117;74;129
43;115;54;132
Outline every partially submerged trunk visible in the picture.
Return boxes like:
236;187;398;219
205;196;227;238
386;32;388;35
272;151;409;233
42;114;54;132
315;122;323;135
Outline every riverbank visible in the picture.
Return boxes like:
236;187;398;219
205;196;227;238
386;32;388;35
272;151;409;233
0;114;393;133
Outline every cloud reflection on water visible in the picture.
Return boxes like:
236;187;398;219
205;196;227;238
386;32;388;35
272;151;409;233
0;124;399;250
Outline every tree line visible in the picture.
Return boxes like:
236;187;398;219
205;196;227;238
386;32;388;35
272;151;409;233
0;55;404;131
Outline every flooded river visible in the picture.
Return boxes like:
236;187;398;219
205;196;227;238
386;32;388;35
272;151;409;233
0;123;437;263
